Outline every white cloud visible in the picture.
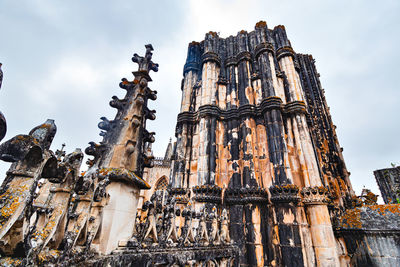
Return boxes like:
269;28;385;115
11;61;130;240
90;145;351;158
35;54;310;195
0;0;399;199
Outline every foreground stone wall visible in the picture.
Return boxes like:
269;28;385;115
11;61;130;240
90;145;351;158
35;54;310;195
0;45;158;265
337;204;400;266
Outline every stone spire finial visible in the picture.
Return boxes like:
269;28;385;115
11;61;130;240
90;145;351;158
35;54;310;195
132;44;159;74
55;143;66;161
164;137;173;161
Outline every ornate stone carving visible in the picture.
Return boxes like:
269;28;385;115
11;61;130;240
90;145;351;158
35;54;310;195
170;187;190;204
127;190;235;258
276;46;295;60
201;51;221;66
269;184;300;203
132;44;159;74
192;184;222;203
301;186;329;205
225;187;268;205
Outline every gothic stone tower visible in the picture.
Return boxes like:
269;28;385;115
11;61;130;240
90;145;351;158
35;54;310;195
170;21;354;266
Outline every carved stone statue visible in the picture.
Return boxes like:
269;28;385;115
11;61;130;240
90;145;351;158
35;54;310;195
220;209;231;244
209;206;220;244
142;200;158;244
165;198;179;245
196;208;209;245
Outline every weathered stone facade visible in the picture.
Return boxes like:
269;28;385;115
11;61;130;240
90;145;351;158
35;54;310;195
0;44;239;266
170;21;354;267
0;21;399;267
169;21;400;266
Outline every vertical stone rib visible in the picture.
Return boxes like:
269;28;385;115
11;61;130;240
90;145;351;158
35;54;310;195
197;117;208;185
171;22;349;266
256;121;273;188
178;124;188;187
183;124;194;188
278;63;320;186
269;53;286;103
297;54;354;201
274;25;339;266
181;71;198;112
290;116;312;187
189;124;199;187
258;53;275;98
254;28;291;186
208;117;217;184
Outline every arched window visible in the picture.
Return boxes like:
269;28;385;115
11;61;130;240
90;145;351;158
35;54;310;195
154;176;168;191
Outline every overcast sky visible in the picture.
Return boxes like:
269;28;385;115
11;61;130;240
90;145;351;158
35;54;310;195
0;0;399;197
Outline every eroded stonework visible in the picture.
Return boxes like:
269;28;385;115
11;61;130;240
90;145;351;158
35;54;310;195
0;21;399;267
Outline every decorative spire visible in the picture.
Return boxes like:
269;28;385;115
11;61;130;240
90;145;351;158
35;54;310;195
132;44;159;74
55;143;66;161
164;137;173;162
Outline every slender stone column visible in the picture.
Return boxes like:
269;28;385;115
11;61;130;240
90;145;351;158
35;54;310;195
254;23;292;186
181;42;201;112
269;185;304;267
301;187;339;266
172;123;188;187
274;26;339;266
226;36;239;109
188;123;200;187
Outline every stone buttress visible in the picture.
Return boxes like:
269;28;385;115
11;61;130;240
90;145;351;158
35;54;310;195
0;46;157;264
84;44;158;254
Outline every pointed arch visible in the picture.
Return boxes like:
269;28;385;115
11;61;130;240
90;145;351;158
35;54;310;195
154;175;168;191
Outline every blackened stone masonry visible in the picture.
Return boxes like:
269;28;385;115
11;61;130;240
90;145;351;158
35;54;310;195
170;21;368;267
0;21;400;267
